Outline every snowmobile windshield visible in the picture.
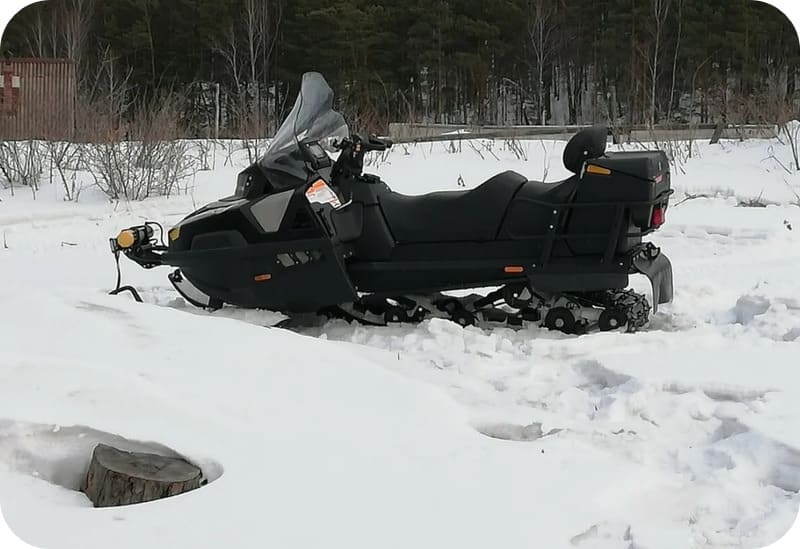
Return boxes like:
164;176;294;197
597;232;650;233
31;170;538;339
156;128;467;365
259;72;348;181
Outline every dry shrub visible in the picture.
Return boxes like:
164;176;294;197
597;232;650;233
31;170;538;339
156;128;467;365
84;96;198;201
0;140;45;198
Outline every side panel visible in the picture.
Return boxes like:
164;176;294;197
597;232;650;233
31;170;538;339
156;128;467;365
250;190;295;233
168;238;357;312
348;254;629;296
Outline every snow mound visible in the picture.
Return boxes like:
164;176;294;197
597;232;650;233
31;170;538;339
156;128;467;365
733;295;773;324
728;294;800;341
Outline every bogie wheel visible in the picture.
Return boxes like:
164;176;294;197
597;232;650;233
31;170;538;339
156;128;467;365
409;306;428;323
451;310;477;327
544;307;577;334
435;298;461;314
384;306;407;324
598;308;628;332
503;285;531;309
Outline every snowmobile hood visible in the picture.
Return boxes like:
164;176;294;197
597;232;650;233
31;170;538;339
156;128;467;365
181;198;248;224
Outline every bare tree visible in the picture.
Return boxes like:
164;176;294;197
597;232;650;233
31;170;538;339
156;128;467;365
216;24;244;101
56;0;94;84
648;0;671;126
23;5;55;57
666;0;684;122
526;0;559;125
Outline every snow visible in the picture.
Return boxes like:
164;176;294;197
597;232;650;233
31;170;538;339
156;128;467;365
1;134;799;549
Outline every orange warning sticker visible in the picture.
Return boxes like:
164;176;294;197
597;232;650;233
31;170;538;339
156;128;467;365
305;179;342;208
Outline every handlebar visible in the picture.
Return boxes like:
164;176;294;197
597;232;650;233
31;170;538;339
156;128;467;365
365;135;393;152
336;134;393;153
331;134;393;180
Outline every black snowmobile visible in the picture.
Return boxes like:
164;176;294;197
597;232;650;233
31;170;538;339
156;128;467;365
110;72;673;334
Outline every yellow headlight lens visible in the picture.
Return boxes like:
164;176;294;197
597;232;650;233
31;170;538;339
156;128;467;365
116;230;136;249
169;227;181;241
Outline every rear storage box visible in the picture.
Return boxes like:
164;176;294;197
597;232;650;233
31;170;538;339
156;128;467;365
578;150;671;229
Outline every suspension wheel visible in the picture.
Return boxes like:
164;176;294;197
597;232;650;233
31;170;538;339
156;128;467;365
435;297;461;314
384;306;407;324
451;310;477;327
544;307;577;334
598;308;628;332
503;285;531;309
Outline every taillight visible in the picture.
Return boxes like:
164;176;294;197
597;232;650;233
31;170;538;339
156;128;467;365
651;206;665;228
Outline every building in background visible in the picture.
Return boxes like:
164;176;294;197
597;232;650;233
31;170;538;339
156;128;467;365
0;58;75;141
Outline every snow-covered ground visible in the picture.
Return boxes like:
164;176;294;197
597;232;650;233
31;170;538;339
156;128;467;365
1;135;799;549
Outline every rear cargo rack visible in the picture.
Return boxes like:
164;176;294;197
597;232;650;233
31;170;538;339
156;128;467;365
509;189;675;268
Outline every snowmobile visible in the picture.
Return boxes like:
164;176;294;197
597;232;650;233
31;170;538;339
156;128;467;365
109;72;673;334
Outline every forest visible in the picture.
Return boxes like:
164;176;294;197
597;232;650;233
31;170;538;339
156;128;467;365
1;0;799;137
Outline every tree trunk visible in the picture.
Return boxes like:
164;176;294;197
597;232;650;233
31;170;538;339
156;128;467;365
710;120;724;144
82;444;203;508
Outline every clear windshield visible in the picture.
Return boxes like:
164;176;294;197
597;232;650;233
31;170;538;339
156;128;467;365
259;72;348;180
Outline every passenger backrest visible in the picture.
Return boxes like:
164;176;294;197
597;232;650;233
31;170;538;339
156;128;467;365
563;125;608;174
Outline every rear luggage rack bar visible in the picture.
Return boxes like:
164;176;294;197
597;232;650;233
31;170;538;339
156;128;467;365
518;189;674;209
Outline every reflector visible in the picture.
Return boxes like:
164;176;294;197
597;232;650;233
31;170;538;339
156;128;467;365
651;207;665;228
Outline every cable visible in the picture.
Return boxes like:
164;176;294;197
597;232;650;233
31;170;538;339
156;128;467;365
146;221;166;247
114;251;122;292
108;249;143;303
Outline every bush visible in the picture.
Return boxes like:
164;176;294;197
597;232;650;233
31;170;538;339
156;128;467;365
0;140;44;198
84;97;198;201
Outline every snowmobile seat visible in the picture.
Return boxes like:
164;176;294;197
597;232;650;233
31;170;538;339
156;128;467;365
379;171;527;243
518;178;579;206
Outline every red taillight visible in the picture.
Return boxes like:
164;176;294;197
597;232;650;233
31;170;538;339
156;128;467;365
651;206;665;228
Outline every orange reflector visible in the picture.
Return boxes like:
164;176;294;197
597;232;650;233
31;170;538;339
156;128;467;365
504;266;525;274
254;274;272;282
586;164;612;176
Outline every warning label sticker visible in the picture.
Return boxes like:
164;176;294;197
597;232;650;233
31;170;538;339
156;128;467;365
305;179;342;208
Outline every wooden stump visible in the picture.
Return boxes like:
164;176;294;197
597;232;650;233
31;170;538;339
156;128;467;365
82;444;203;508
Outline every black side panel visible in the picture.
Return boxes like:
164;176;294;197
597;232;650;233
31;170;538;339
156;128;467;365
331;202;364;242
354;204;396;259
568;172;648;255
499;178;577;249
348;256;629;296
327;175;396;259
166;238;357;312
191;230;248;251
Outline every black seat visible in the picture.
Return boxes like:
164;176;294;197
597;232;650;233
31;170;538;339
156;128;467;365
518;178;578;205
379;171;527;243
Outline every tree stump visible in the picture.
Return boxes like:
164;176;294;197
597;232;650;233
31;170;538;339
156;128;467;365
82;444;203;508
